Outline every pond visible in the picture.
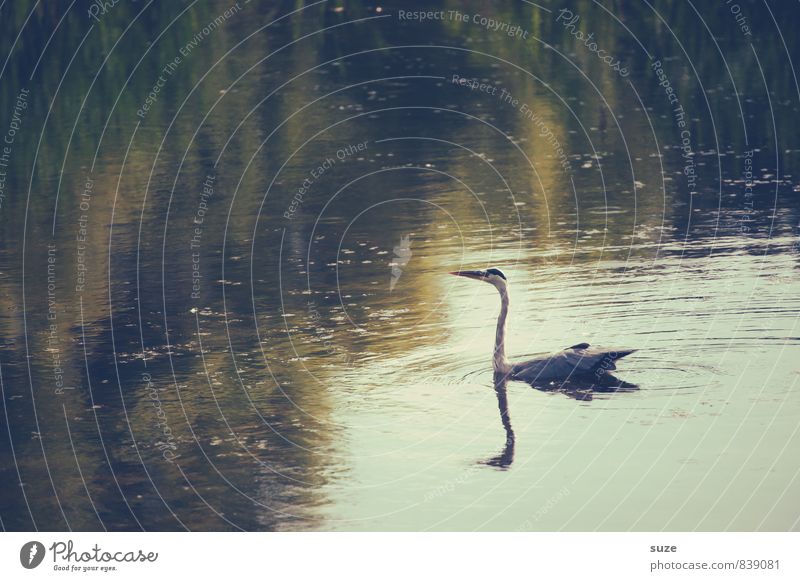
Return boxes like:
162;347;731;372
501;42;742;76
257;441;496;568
0;0;799;531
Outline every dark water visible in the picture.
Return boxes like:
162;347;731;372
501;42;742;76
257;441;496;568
1;0;799;531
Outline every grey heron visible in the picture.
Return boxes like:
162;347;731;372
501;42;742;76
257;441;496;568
450;268;636;384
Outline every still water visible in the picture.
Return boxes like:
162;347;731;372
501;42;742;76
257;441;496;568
1;0;799;531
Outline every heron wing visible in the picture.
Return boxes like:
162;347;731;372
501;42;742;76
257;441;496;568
511;345;636;382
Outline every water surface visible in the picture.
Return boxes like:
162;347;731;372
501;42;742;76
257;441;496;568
0;0;799;531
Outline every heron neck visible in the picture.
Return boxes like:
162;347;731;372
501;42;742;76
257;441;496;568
494;287;510;372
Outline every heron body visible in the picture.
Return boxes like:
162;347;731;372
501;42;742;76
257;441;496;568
450;268;636;383
508;344;636;383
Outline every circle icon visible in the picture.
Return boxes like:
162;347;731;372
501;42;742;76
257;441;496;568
19;541;45;569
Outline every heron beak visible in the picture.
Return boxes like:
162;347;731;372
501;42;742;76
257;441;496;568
449;270;485;280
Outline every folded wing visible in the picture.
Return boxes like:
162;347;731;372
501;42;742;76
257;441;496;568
511;344;636;382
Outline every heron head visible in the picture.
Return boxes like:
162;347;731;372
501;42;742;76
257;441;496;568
449;267;508;289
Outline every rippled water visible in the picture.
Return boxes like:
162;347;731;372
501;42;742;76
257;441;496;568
305;235;800;530
1;0;799;531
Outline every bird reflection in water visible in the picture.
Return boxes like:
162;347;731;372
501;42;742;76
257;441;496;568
484;372;516;469
528;371;639;402
482;372;638;468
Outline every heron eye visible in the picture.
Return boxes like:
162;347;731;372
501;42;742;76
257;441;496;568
485;268;506;280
